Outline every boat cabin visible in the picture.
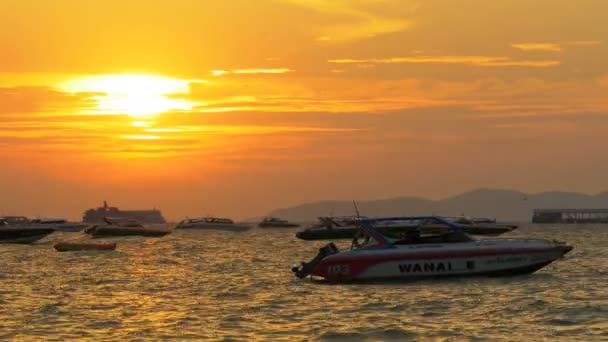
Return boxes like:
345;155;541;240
1;216;30;225
183;217;235;224
31;218;68;224
394;230;473;244
263;217;287;223
352;229;473;250
103;217;143;227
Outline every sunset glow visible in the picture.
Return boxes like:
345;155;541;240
0;0;607;221
60;74;197;117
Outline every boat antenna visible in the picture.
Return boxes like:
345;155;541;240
353;200;361;219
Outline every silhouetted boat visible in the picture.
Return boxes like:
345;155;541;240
0;216;30;225
83;201;166;224
30;218;89;232
258;217;300;228
175;217;250;231
295;216;516;240
0;218;55;243
293;216;572;282
0;228;55;244
84;217;171;238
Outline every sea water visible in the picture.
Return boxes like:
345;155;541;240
0;224;606;340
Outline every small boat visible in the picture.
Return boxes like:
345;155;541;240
292;216;572;282
0;219;55;244
258;217;300;228
295;216;515;240
175;217;250;231
54;242;117;252
454;216;497;224
30;218;89;232
84;217;171;238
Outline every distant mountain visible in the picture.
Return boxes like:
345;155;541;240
267;189;608;222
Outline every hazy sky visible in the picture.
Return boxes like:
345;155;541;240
1;0;607;220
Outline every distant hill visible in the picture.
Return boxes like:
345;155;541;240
267;189;608;222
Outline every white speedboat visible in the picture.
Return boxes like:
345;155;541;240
30;218;89;232
175;217;250;232
293;216;572;282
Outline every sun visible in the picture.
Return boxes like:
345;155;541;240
60;74;197;117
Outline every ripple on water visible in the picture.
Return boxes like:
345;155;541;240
318;327;417;341
0;224;606;339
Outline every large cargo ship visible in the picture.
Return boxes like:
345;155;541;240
83;201;166;224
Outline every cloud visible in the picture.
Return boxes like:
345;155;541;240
211;68;292;76
328;55;560;67
511;41;602;52
185;72;608;119
0;86;98;114
511;43;562;52
567;40;602;46
281;0;414;42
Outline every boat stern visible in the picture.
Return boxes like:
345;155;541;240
292;243;339;279
557;243;573;256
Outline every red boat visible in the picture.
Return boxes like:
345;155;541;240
54;242;117;252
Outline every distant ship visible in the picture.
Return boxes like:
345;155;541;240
82;201;166;224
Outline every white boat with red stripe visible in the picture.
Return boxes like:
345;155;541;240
292;216;572;282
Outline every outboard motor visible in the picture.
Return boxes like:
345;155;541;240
292;243;339;278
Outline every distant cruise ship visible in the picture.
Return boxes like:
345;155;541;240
82;201;166;224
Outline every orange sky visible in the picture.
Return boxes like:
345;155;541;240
1;0;607;220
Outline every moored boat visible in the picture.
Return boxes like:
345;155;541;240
258;217;300;228
54;242;117;252
0;216;30;225
175;217;250;231
0;218;55;244
30;218;89;232
292;216;571;282
84;217;171;238
295;216;516;240
83;201;166;224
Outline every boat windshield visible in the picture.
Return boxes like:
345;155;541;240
394;231;473;245
206;217;234;224
3;216;30;225
350;227;393;250
351;230;376;250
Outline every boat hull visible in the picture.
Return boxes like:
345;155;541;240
258;223;300;228
31;223;89;232
52;223;90;232
0;228;55;244
175;224;250;232
85;226;171;238
311;245;571;282
54;242;117;252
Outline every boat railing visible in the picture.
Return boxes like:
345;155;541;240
478;237;554;244
358;216;462;231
